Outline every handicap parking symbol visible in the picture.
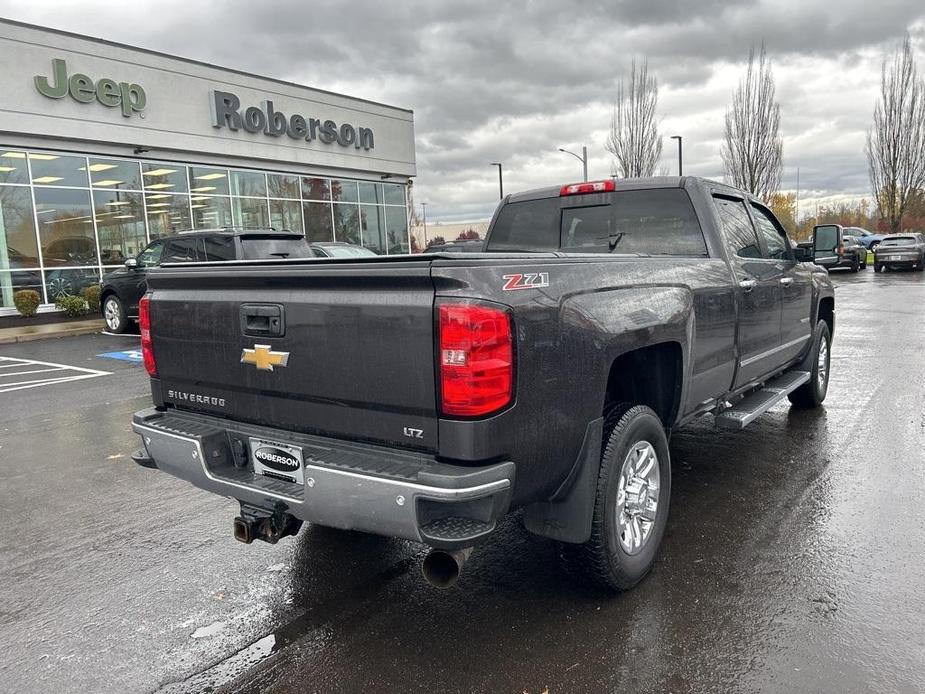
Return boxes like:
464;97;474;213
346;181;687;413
97;350;143;362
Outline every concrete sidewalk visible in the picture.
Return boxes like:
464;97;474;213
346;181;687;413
0;318;105;345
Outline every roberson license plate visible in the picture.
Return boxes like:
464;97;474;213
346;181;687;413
249;438;304;485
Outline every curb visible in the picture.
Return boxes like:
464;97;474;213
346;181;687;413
0;322;105;345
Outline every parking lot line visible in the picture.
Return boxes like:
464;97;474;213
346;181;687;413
0;356;110;393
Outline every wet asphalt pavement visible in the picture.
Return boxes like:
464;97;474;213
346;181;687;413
1;267;924;693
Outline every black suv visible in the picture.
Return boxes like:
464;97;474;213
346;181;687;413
100;229;310;333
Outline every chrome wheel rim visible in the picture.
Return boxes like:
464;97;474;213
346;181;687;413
48;278;72;299
616;441;660;555
817;336;829;390
104;298;121;331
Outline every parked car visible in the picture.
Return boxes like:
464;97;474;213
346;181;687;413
100;229;311;333
130;177;835;593
309;242;378;258
873;233;925;272
423;239;485;253
848;226;888;251
810;224;867;272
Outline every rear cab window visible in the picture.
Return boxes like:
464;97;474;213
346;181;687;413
485;188;708;256
239;236;311;259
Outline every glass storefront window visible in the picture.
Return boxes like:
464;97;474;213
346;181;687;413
231;171;267;197
268;173;300;200
93;190;146;264
0;185;39;267
30;153;89;188
301;177;331;201
359;204;386;254
192;196;233;229
269;199;303;233
0;145;409;310
330;179;359;203
44;267;99;300
1;269;43;308
34;187;97;266
303;201;334;242
232;197;270;228
189;166;230;195
333;203;361;245
385;206;410;254
0;151;30;185
146;194;191;238
142;162;188;193
383;183;405;206
358;182;383;205
87;158;142;190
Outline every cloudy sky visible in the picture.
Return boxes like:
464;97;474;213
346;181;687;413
3;0;924;222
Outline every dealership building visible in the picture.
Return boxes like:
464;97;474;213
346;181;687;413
0;19;416;313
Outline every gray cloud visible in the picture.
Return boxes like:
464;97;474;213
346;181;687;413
2;0;923;220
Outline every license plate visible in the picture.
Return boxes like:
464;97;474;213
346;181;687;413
249;437;304;485
890;255;901;261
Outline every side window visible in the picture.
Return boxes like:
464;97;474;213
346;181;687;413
164;237;204;263
136;241;164;268
750;203;790;260
202;235;236;261
712;196;762;259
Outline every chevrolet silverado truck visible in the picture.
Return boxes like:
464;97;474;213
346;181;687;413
131;177;835;592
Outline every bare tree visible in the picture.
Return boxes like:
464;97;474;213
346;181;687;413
606;59;662;177
722;45;783;200
866;35;925;234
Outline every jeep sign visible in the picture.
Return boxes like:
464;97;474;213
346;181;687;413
34;58;146;118
210;90;375;150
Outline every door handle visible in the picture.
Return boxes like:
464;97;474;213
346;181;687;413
739;278;757;292
780;277;794;286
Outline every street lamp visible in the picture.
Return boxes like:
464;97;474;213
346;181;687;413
670;135;683;176
490;162;503;199
558;146;588;181
420;202;428;245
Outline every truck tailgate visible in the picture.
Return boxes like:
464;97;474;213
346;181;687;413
146;260;437;450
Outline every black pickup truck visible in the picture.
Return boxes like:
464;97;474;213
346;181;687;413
131;177;835;591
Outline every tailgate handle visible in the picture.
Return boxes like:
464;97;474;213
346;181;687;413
240;304;285;337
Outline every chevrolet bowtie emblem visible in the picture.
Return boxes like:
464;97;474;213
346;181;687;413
241;344;290;371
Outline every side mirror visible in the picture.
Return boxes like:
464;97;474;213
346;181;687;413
124;258;138;270
793;247;812;262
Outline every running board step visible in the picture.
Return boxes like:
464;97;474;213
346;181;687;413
715;370;811;430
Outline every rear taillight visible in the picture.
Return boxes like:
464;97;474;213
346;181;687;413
139;295;156;377
560;180;615;196
439;303;513;417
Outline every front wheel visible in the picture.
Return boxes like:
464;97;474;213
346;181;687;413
560;405;671;591
788;320;831;409
102;295;128;334
850;256;860;273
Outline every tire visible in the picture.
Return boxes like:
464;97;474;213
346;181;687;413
917;255;924;272
860;253;867;269
870;241;881;252
850;256;860;273
874;263;883;273
560;404;671;592
788;320;831;409
102;294;128;334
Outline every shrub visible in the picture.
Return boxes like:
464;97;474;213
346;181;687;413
55;294;88;317
13;289;41;317
81;285;101;313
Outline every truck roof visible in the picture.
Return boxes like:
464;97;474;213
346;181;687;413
506;176;758;204
175;227;303;238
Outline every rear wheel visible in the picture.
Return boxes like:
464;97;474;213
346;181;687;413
560;404;671;591
850;256;860;273
874;263;883;273
103;295;128;334
788;320;831;409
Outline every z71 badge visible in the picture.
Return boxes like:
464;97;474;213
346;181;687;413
502;272;550;291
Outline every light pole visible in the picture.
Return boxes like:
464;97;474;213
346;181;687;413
421;202;428;246
558;146;588;181
490;162;503;199
670;135;683;176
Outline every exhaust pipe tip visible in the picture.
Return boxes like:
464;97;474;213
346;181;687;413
233;517;254;544
422;547;473;589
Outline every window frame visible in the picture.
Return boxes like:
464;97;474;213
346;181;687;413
748;201;794;261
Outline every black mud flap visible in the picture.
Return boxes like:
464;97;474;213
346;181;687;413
522;417;603;543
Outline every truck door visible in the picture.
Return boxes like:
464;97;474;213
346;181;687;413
711;194;782;388
750;202;813;364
